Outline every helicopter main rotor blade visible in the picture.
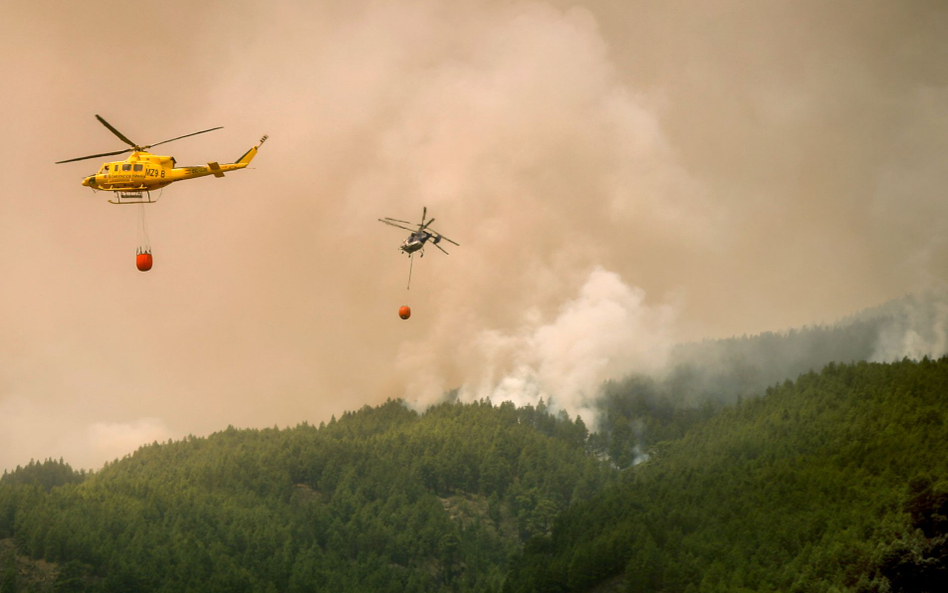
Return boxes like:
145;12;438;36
382;217;415;225
95;114;138;148
421;206;426;226
55;148;132;164
145;126;224;150
379;219;418;232
421;218;435;230
429;229;459;246
434;242;450;255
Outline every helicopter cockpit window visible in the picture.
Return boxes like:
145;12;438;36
122;164;132;171
102;165;109;173
133;164;143;172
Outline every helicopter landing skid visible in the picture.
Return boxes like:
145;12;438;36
108;191;155;205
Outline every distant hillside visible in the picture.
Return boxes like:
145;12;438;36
0;400;608;593
586;320;887;470
668;291;948;404
504;357;948;592
588;293;948;469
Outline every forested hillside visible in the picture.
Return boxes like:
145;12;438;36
1;304;945;592
504;357;948;592
0;400;607;593
589;316;891;469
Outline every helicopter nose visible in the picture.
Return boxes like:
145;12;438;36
82;176;96;187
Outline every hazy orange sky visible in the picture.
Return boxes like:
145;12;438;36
1;0;946;471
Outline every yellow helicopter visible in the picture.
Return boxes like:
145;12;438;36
56;115;267;204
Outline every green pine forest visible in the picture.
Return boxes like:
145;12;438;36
1;318;947;592
504;359;948;593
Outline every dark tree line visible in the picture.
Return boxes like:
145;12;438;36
504;358;948;593
0;399;608;593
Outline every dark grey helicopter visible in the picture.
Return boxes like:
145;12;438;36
379;207;459;257
379;207;458;288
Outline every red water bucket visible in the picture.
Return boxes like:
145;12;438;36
136;252;153;272
398;305;411;320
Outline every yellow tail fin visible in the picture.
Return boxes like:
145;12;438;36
235;134;268;166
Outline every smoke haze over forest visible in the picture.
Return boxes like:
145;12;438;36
1;0;947;471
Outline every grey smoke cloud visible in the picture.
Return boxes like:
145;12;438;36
1;0;947;472
871;292;948;362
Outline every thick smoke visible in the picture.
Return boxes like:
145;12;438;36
401;287;948;428
400;268;676;424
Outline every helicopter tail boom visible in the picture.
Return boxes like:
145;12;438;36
161;134;268;182
234;134;268;167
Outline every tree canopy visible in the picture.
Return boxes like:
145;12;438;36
0;399;606;593
504;358;948;592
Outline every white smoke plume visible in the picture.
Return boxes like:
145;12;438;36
400;267;677;425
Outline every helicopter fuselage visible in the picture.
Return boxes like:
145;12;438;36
80;139;265;194
401;231;437;254
380;207;457;267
